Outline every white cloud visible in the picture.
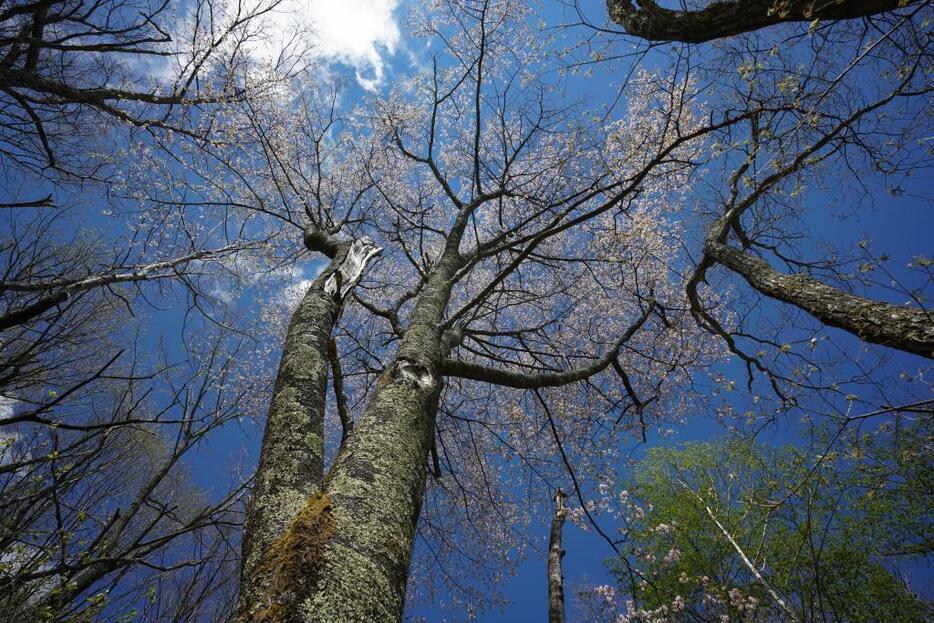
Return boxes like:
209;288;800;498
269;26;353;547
272;263;325;308
249;0;402;91
310;0;401;90
133;0;403;92
278;276;318;308
0;398;27;471
0;395;17;421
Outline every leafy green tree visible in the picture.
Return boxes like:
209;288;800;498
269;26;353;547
599;419;932;622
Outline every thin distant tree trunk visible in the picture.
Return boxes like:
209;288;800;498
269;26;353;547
677;478;799;622
606;0;919;43
234;238;462;622
707;241;934;359
548;489;567;623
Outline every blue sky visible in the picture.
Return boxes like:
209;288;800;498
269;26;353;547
217;2;931;621
201;2;933;620
2;0;930;620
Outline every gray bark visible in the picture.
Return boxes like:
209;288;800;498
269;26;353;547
287;248;462;621
707;241;934;359
234;238;460;622
607;0;919;43
0;244;246;331
235;235;381;621
548;490;567;623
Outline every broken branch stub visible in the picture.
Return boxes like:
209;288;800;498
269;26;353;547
324;236;382;302
393;358;436;390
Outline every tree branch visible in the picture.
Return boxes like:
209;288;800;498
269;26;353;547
607;0;921;44
677;477;800;622
442;302;655;388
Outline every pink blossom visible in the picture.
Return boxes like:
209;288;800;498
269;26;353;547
593;584;616;603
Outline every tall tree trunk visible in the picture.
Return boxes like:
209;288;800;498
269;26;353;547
235;235;380;620
234;241;462;622
548;489;567;623
606;0;919;43
707;241;934;358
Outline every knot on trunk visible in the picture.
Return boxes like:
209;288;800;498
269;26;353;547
441;325;464;352
304;227;340;258
392;358;435;390
554;488;567;520
607;0;655;28
606;0;636;20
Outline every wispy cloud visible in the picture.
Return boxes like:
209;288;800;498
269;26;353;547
134;0;403;92
272;263;325;308
248;0;402;91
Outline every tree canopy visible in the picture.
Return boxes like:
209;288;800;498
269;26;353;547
0;0;931;621
577;421;932;622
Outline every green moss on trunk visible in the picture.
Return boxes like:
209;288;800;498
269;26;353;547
235;493;335;622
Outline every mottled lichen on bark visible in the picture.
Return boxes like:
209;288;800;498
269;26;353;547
237;235;383;619
297;376;440;622
236;225;460;621
548;489;567;623
288;267;453;620
707;241;934;358
237;492;335;623
238;282;337;600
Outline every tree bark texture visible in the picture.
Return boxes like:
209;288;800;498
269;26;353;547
548;490;567;623
606;0;919;43
235;237;381;620
707;241;934;358
234;241;462;622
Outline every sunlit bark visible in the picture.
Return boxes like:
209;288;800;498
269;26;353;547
245;238;461;621
606;0;919;43
707;241;934;359
235;235;381;620
548;489;567;623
